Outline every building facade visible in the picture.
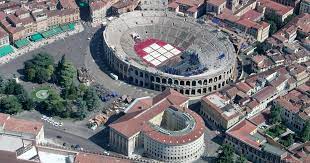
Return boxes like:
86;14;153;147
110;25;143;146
109;89;205;162
0;28;9;46
300;0;310;13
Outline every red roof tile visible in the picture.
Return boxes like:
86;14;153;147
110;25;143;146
258;0;294;16
109;89;203;145
74;153;131;163
252;86;277;103
227;119;261;149
240;10;263;21
4;117;43;135
207;0;226;6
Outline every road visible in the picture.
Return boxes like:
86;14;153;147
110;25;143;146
44;126;106;152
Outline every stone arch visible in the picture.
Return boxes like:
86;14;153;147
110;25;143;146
186;81;190;86
168;78;172;85
192;81;196;86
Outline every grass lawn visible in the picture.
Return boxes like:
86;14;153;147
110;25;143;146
31;85;53;102
266;124;287;138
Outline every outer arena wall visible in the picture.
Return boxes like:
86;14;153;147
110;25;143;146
103;11;237;97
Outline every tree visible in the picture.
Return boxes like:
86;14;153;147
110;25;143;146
236;155;247;163
0;96;22;114
268;20;278;35
4;79;26;95
270;104;282;124
73;98;88;120
83;87;100;111
17;91;34;110
283;14;296;27
255;41;272;54
41;89;66;116
287;134;294;145
217;144;234;163
62;84;78;100
24;53;55;83
0;75;5;94
301;120;310;142
55;55;77;88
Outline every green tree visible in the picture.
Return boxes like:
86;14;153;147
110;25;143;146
268;20;278;35
283;14;296;27
287;134;294;145
73;98;88;120
17;91;34;110
4;79;26;95
236;155;247;163
270;104;282;124
301;120;310;142
255;41;272;54
217;144;234;163
62;84;78;100
83;87;100;111
24;53;55;83
41;89;66;116
0;96;23;114
0;75;5;94
55;55;77;88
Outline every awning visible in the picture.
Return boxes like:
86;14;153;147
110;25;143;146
68;23;75;30
14;38;30;48
0;45;14;57
30;33;43;42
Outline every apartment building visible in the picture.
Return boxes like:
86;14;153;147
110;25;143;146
168;0;206;18
110;0;140;15
206;0;226;15
300;0;310;13
0;0;80;43
257;0;294;22
0;28;9;46
200;92;241;130
225;119;289;163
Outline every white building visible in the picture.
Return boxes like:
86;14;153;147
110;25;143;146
109;89;205;162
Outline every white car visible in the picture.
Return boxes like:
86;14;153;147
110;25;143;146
87;37;90;40
59;122;63;127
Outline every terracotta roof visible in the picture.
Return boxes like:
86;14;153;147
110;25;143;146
240;9;263;21
283;154;302;163
90;1;108;10
276;97;300;113
252;86;277;103
168;2;178;8
227;119;261;149
246;99;260;109
59;0;79;9
258;0;294;16
252;55;266;64
0;113;43;136
217;9;239;22
206;0;226;6
225;86;239;98
174;0;204;7
74;153;131;163
112;0;139;9
109;89;204;145
249;109;270;126
235;82;252;93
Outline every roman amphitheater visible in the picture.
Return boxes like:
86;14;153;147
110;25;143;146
103;10;237;96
